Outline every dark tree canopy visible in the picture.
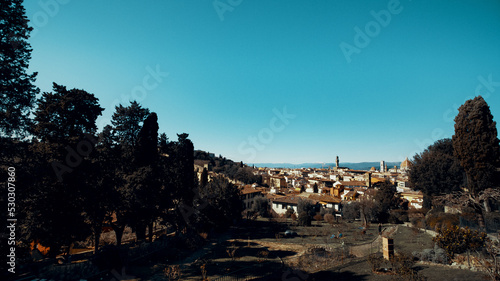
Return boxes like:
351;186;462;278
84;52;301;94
136;112;159;166
111;101;150;147
32;83;103;143
373;180;400;223
409;138;465;208
297;198;317;226
197;175;243;230
452;96;500;195
20;84;104;256
0;0;39;137
250;196;269;217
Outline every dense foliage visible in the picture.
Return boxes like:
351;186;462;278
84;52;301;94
409;138;465;208
297;198;317;226
0;0;39;137
373;181;402;223
452;96;500;195
433;225;487;260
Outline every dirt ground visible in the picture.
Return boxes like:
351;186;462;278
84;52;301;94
125;219;490;280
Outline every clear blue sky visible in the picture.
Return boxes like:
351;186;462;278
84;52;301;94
24;0;500;164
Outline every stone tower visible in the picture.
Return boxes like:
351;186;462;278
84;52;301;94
380;160;386;172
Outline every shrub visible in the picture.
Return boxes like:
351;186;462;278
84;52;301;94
367;253;384;272
410;217;425;229
320;207;335;216
314;214;323;222
425;212;459;230
284;208;295;218
390;252;416;276
298;212;312;226
390;209;408;224
432;225;487;260
324;213;335;225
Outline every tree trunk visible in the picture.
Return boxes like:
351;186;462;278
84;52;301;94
136;223;147;242
67;243;72;256
112;225;125;246
484;199;491;213
94;226;101;254
148;222;154;242
477;211;486;230
48;244;62;258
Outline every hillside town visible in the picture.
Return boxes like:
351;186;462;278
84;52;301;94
195;156;422;219
3;1;500;279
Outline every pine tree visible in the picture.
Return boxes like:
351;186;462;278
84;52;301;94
32;83;103;144
0;0;39;136
24;84;103;256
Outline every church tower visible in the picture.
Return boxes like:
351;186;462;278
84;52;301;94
380;160;386;172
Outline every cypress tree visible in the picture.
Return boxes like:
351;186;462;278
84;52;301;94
452;96;500;196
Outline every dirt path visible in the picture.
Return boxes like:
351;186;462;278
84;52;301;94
143;232;234;280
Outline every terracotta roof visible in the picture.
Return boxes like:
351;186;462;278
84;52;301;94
240;186;262;195
309;194;341;204
271;196;301;205
400;157;412;169
371;177;386;183
340;181;367;187
344;190;358;199
271;195;318;205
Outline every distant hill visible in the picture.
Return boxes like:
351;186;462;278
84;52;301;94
193;150;261;184
250;162;402;171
